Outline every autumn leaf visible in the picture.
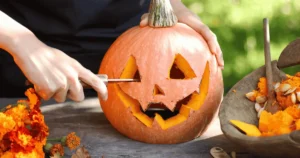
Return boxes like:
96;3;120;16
71;146;91;158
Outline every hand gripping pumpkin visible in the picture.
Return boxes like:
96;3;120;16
98;0;224;144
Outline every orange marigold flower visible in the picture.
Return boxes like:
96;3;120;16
0;113;16;140
5;105;12;110
16;100;29;106
64;132;81;150
0;138;10;157
34;142;45;158
14;149;42;158
50;144;64;156
29;111;49;144
4;104;29;128
0;88;49;157
0;151;14;158
25;88;40;111
9;127;35;153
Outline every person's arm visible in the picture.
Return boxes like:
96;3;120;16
0;10;108;102
140;0;224;69
0;10;34;55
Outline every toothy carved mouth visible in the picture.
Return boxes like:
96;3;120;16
142;93;192;119
114;62;210;130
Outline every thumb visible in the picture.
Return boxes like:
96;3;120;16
78;68;108;101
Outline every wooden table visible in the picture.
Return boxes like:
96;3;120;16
0;97;257;158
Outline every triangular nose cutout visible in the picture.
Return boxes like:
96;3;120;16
153;84;165;95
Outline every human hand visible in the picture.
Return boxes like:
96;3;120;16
140;0;224;69
10;35;108;102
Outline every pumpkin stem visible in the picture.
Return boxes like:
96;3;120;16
148;0;178;27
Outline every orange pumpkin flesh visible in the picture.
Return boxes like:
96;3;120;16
98;0;224;144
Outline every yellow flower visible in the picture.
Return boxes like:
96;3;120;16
14;150;43;158
4;104;29;128
0;113;16;140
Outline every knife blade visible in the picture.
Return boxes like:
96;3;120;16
81;74;139;88
25;74;140;89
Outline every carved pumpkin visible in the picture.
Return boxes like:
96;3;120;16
98;0;224;144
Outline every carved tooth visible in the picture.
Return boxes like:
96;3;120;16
280;83;291;92
284;87;296;95
255;103;261;112
274;82;280;92
296;92;300;102
245;92;255;101
256;96;267;104
291;93;296;104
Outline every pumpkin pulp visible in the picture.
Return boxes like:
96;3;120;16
114;55;210;130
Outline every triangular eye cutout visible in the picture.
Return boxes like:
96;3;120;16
169;54;196;79
120;55;141;80
153;84;165;95
133;69;140;80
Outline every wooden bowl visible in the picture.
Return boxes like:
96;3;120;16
219;39;300;158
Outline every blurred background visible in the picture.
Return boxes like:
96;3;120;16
183;0;300;93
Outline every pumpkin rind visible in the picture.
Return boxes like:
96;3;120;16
98;0;224;144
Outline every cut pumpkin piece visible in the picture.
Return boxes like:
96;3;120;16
259;110;272;133
259;110;294;136
230;120;262;137
296;120;300;130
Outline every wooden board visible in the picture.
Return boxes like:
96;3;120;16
0;98;257;158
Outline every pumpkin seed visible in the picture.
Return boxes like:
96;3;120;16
280;83;291;92
284;87;297;95
291;93;296;104
274;82;280;92
296;92;300;102
245;92;255;100
256;96;267;104
255;103;261;112
257;108;264;118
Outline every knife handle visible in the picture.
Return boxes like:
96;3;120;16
25;74;109;89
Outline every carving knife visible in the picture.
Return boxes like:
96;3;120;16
25;74;139;89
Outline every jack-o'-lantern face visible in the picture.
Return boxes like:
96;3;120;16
98;23;223;144
116;54;210;129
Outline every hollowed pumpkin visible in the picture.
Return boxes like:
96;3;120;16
98;0;224;144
